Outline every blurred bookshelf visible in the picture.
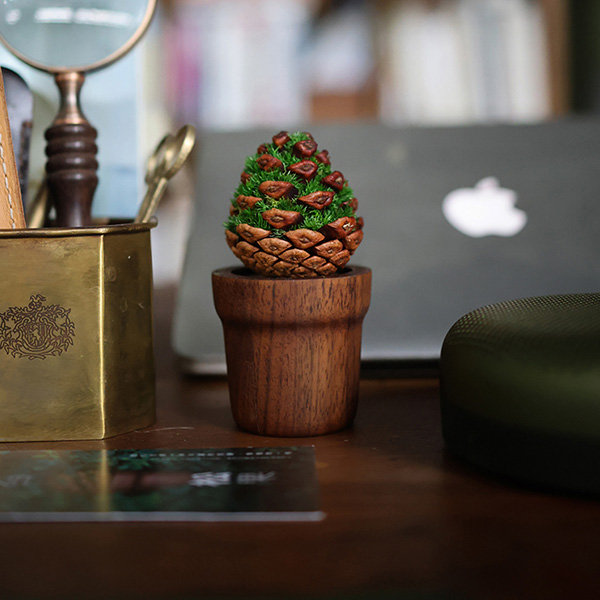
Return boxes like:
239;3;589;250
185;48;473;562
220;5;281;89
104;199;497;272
150;0;588;286
157;0;580;130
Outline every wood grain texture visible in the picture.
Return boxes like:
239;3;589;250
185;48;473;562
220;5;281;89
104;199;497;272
0;70;25;229
212;266;372;436
45;122;98;227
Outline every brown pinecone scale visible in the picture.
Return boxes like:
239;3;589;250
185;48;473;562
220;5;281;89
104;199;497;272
229;222;363;277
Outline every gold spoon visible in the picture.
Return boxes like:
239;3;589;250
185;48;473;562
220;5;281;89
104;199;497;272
134;125;196;224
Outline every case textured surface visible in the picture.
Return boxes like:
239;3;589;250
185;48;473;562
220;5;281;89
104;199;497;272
440;293;600;494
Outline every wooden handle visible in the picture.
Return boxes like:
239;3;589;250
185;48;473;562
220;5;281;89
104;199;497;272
0;71;25;229
45;122;98;227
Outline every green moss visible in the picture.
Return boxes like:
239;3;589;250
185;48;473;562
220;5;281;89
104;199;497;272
224;131;360;236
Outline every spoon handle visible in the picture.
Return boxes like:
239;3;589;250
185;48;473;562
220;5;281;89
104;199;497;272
135;177;169;224
0;70;25;229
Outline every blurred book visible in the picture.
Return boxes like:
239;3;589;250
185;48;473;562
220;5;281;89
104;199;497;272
166;0;315;130
378;0;554;125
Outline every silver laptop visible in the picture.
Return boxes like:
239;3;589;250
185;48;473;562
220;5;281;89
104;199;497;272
173;119;600;374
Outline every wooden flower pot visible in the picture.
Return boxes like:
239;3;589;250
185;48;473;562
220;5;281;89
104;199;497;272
212;266;371;436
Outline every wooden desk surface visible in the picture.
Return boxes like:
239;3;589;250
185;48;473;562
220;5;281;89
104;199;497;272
1;287;600;600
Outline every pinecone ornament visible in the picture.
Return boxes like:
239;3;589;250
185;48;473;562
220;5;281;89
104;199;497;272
224;131;364;277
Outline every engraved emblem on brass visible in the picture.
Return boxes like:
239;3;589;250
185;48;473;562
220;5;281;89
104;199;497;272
0;294;75;359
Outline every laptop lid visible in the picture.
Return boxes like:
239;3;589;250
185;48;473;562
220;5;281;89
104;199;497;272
173;119;600;374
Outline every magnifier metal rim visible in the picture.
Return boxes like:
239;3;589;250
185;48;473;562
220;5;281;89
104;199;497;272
0;0;157;74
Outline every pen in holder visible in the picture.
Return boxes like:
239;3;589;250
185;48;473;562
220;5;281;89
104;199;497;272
0;69;25;229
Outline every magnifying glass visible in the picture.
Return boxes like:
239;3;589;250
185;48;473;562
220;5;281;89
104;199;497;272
0;0;157;227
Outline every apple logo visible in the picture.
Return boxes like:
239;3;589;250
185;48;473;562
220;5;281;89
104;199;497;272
442;177;527;238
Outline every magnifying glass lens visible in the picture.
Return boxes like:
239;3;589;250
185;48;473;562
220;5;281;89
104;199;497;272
0;1;150;71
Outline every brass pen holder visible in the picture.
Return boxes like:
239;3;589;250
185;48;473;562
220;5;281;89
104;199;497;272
0;223;156;441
